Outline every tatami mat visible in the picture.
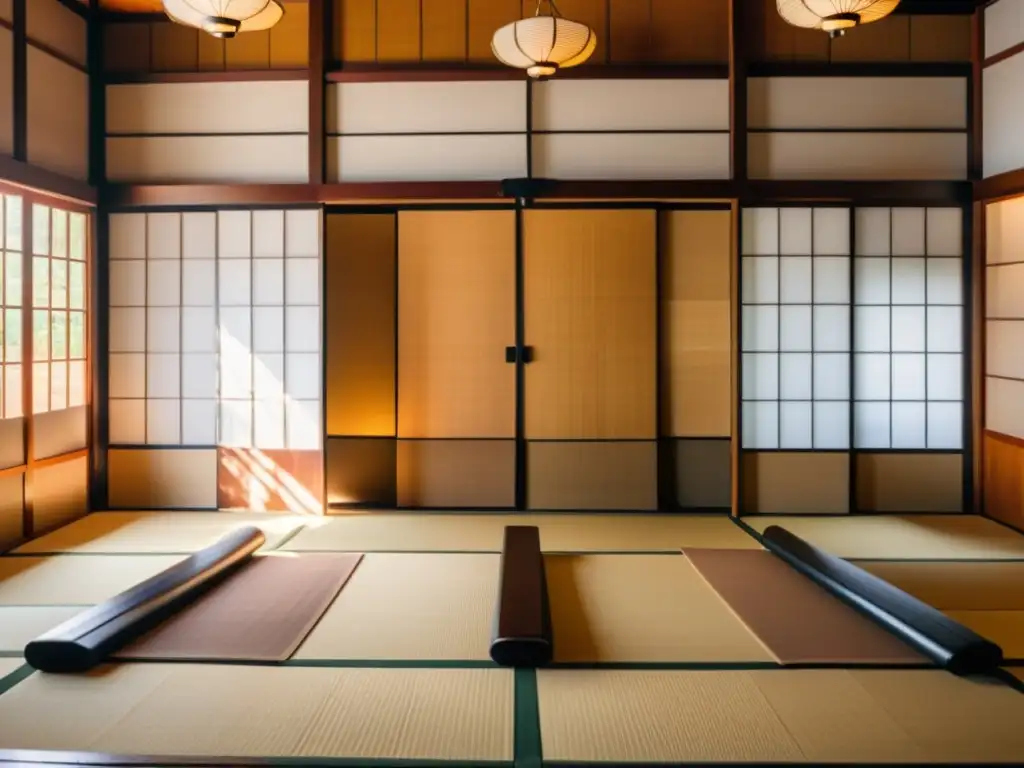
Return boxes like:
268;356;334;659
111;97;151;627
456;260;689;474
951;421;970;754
13;512;306;554
0;606;85;651
546;554;774;663
859;561;1024;609
947;611;1024;660
746;515;1024;560
0;555;184;605
0;664;514;761
537;669;1024;764
294;553;498;661
283;513;759;553
0;659;24;679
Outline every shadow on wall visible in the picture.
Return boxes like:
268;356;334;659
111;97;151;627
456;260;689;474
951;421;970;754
218;447;323;515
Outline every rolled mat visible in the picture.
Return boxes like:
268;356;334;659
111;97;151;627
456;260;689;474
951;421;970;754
762;525;1004;675
24;526;265;673
490;526;553;667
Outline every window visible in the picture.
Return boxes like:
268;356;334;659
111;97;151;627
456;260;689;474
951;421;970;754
30;203;88;415
1;194;24;421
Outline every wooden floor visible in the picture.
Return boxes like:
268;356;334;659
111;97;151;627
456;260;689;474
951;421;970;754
0;510;1023;766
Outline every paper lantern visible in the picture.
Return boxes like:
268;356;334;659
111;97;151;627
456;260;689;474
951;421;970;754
162;0;285;39
491;0;597;79
776;0;901;38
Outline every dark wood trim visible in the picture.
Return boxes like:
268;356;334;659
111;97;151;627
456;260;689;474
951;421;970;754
26;37;88;74
104;70;310;84
308;0;328;185
728;0;748;183
729;199;741;517
975;168;1024;202
0;156;97;205
12;0;26;162
747;62;973;78
983;40;1024;68
986;429;1024;451
98;10;168;23
100;180;974;208
325;63;729;83
970;9;984;180
893;0;978;13
972;201;986;514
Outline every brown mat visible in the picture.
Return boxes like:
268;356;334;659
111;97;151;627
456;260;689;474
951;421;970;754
685;548;925;665
116;553;362;662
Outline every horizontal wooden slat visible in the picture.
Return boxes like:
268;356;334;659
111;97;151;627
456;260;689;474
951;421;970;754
327;81;526;134
106;81;310;134
107;136;310;183
748;77;967;130
749;132;967;180
532;79;729;132
329;135;527;182
532;134;730;180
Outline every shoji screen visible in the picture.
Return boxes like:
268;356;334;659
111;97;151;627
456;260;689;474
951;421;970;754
984;197;1024;528
0;192;24;548
984;0;1024;178
107;208;323;511
740;206;965;514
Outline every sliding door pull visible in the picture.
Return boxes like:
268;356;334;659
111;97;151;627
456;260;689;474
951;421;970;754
505;346;518;363
505;346;535;364
521;346;535;364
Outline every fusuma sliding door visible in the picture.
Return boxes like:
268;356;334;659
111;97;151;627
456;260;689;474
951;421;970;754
523;209;658;510
396;210;517;508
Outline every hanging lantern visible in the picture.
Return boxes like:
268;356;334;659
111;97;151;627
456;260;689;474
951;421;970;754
491;0;597;79
776;0;901;38
162;0;285;39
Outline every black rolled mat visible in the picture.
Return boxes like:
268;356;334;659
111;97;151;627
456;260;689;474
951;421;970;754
24;526;265;673
490;525;553;668
762;525;1004;676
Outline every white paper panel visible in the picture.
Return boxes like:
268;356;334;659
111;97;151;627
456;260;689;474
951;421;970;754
928;402;962;449
987;263;1024;318
147;213;181;259
109;261;145;306
748;78;966;129
741;208;779;255
814;258;850;303
984;54;1024;178
780;306;811;351
285;306;319;352
254;399;286;449
780;402;812;449
987;197;1024;264
220;401;253;448
891;258;926;303
987;375;1024;439
891;209;926;256
147;307;180;353
533;79;728;131
780;353;811;400
218;211;252;259
927;306;962;352
182;307;216;353
927;209;962;257
107;136;309;183
814;353;849;400
855;208;891;256
254;352;284;398
181;261;215;307
147;354;180;399
891;306;926;351
928;354;962;401
109;214;145;260
254;306;285;352
253;210;285;258
812;306;849;352
927;259;961;304
182;400;217;445
533;133;730;180
285;210;320;258
854;354;890;400
742;353;778;400
254;259;284;306
285;259;320;305
109;399;145;444
890;402;925;448
147;261;180;307
110;308;145;353
285;353;320;400
987;320;1024;380
854;306;890;352
0;29;14;156
743;402;779;449
107;81;309;134
182;354;217;400
855;402;889;449
742;306;778;351
183;213;216;259
328;81;525;134
742;257;778;303
749;133;967;180
813;209;851;256
146;400;180;445
109;353;145;399
286;399;321;449
814;402;849;449
330;135;526;182
780;208;812;255
27;49;88;180
27;0;87;66
892;354;926;400
985;0;1024;59
779;257;811;303
218;260;251;307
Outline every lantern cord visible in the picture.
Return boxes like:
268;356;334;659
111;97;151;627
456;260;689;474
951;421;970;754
533;0;564;18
